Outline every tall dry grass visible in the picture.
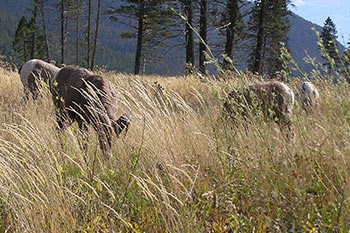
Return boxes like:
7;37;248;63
0;66;349;232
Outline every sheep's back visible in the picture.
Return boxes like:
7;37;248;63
53;66;117;122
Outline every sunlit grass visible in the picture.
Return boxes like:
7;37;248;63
0;66;349;232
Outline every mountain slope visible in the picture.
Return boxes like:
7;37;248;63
288;14;324;74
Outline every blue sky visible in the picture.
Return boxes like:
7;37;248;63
291;0;350;46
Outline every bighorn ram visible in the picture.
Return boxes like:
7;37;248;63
19;59;60;98
51;65;131;158
297;81;319;113
223;81;295;131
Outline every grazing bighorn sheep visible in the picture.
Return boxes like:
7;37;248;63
297;81;319;113
19;59;60;98
51;65;131;158
223;81;295;131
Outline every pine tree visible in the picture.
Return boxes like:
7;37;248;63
135;0;144;75
29;0;39;59
73;0;84;65
162;0;199;75
13;17;30;64
13;1;47;65
60;0;66;65
264;0;291;75
27;16;46;59
341;40;350;76
108;0;177;75
87;0;92;67
247;0;291;76
320;17;340;70
38;0;50;61
199;0;208;75
251;0;266;74
184;0;194;75
222;0;244;72
90;0;101;70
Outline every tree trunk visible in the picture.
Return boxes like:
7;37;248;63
64;0;69;55
87;0;92;68
91;0;101;70
75;0;80;65
60;0;65;64
30;0;39;59
23;38;28;62
39;0;50;61
253;0;266;74
199;0;207;75
184;0;194;75
223;0;239;71
262;34;267;75
134;0;144;75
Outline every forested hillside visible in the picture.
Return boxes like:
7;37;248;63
0;10;18;56
0;0;344;75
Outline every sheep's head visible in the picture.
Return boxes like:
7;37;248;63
113;113;132;137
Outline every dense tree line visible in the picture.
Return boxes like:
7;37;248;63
105;0;292;76
12;0;294;76
247;0;291;76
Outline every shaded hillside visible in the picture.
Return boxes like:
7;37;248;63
0;10;18;56
0;0;29;18
288;14;324;75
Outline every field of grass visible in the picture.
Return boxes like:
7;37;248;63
0;66;349;232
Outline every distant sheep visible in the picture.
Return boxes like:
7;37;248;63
298;81;319;113
223;81;295;131
51;65;131;158
19;59;60;98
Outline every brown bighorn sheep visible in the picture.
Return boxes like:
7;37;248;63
223;81;295;131
297;81;319;113
19;59;60;98
52;65;131;158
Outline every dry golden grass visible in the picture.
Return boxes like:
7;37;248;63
0;67;349;232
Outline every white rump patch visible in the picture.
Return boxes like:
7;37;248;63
20;59;39;87
298;81;320;109
20;59;60;88
300;81;319;99
280;82;295;106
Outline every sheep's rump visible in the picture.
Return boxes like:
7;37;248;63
298;81;319;111
20;59;59;89
223;81;294;128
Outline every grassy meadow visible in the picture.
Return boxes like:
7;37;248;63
0;66;349;232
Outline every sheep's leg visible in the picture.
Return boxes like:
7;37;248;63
28;73;40;100
54;107;74;154
52;109;71;165
21;86;32;103
277;117;295;141
96;128;112;159
55;109;67;131
78;120;89;157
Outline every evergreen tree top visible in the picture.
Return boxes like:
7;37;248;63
321;17;338;40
